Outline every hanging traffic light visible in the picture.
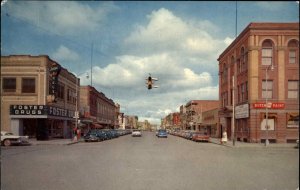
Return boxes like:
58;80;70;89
145;74;158;90
147;76;153;89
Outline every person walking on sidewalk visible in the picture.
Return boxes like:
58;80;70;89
221;131;227;145
73;127;78;141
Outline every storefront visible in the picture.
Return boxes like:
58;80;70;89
10;105;75;140
235;103;249;142
201;108;219;138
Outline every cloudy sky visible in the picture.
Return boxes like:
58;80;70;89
1;1;299;124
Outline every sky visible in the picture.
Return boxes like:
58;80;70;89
1;1;299;125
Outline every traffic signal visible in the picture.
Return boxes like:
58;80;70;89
147;76;153;89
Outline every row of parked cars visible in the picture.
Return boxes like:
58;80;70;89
169;130;210;142
84;129;131;142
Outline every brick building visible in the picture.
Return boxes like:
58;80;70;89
184;100;219;130
1;55;79;140
218;23;299;143
79;85;117;130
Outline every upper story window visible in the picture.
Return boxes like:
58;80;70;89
262;80;273;99
22;78;35;93
288;80;299;99
288;40;299;64
240;47;247;72
222;63;227;84
57;83;64;99
261;40;273;66
2;78;16;92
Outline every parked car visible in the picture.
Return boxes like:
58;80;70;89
191;132;210;142
132;130;142;137
84;132;100;142
157;129;168;138
1;131;30;146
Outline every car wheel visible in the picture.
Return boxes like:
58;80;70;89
4;139;12;146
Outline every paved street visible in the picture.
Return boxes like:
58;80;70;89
1;132;299;190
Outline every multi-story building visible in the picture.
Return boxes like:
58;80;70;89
218;22;299;143
161;112;181;130
79;85;117;130
185;100;219;130
1;55;79;140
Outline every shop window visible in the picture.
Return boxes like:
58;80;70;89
22;78;35;93
287;113;299;128
260;118;275;131
261;40;273;66
262;80;273;99
288;80;298;99
2;77;16;92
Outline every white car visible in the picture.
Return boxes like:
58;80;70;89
132;130;142;137
1;131;30;146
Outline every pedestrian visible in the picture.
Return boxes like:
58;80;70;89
221;131;227;145
73;128;78;141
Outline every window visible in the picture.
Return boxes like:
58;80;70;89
288;40;299;64
57;83;64;99
241;83;245;101
262;80;273;99
288;80;298;99
240;47;246;72
2;78;16;92
262;40;273;66
22;78;35;93
67;89;76;104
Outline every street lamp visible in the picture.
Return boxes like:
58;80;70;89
265;64;274;146
74;72;89;140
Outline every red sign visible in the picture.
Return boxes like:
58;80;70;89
253;103;285;109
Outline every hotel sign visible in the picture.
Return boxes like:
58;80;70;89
253;102;285;109
235;103;249;119
10;105;74;118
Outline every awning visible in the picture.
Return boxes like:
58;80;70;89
93;124;103;128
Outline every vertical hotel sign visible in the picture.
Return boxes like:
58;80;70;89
49;62;61;101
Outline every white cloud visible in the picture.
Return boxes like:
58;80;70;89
78;7;226;124
7;1;118;36
52;45;79;62
224;37;234;46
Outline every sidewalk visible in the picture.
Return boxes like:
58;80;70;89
210;138;298;148
29;138;83;146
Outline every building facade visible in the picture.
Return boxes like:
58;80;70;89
79;85;117;130
184;100;219;131
201;108;219;138
1;55;79;140
218;23;299;143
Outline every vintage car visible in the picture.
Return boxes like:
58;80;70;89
191;132;210;142
156;129;168;138
132;130;142;137
1;131;30;146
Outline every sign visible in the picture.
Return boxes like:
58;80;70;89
10;105;75;118
253;102;285;109
49;62;61;101
10;105;46;115
235;103;249;119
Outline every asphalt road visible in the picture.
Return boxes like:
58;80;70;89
1;131;299;190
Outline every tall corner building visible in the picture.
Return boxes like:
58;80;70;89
218;23;299;143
